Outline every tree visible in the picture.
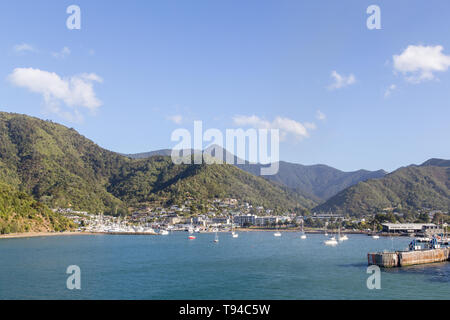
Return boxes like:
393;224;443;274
432;212;444;224
416;213;430;223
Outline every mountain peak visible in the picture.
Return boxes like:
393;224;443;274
420;158;450;167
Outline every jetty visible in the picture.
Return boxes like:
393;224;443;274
368;247;450;268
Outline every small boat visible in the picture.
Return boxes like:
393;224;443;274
188;224;196;240
324;236;338;246
339;234;348;241
337;222;348;241
300;220;307;239
214;231;219;243
159;229;169;236
231;220;239;238
371;222;379;239
274;231;282;237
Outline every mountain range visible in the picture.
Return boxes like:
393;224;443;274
0;112;307;219
127;147;387;202
0;111;448;234
315;159;450;215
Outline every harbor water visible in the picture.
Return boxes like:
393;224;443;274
0;233;449;300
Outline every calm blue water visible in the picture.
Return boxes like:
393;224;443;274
0;232;449;300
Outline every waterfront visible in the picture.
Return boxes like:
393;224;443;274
0;233;449;300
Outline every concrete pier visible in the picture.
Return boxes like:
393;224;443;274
368;248;450;268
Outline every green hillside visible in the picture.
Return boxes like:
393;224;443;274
0;112;308;219
0;182;74;234
130;147;386;202
0;112;129;214
237;161;386;201
314;163;450;216
109;157;313;212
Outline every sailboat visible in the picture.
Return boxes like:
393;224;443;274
324;236;338;246
372;222;379;239
300;220;307;239
324;224;338;246
274;225;282;237
159;229;169;235
339;233;348;241
214;230;219;243
188;223;196;240
231;220;238;238
338;221;348;241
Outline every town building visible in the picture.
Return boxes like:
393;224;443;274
381;223;439;234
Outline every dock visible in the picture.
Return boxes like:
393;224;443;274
368;247;450;267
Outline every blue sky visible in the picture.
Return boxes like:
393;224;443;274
1;0;449;172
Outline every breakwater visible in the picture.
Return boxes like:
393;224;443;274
368;247;450;267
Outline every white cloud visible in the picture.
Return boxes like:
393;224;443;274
13;43;36;54
167;114;183;124
316;110;326;121
393;45;450;83
52;47;71;59
233;115;316;141
8;68;103;122
328;71;355;90
384;84;397;98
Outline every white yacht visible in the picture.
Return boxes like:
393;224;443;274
214;231;219;243
339;234;349;241
300;220;307;239
372;223;379;239
338;223;348;241
231;221;239;238
324;236;338;246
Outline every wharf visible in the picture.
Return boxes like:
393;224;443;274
368;247;450;267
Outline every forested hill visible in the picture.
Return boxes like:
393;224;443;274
0;182;73;234
0;112;130;214
129;146;386;202
0;112;308;217
314;161;450;216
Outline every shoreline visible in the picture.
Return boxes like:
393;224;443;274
0;231;97;239
236;228;368;234
0;230;410;239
